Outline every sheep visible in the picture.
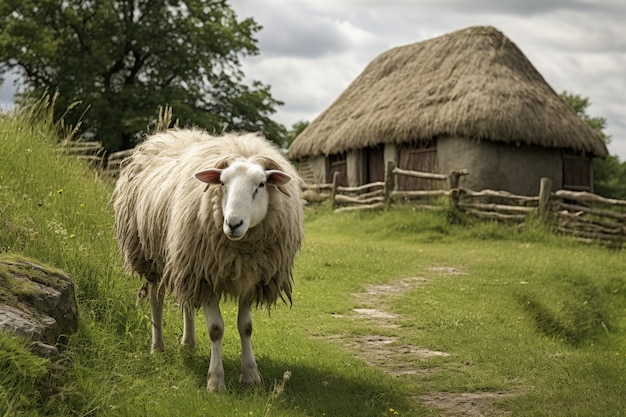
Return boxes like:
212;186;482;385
112;128;304;391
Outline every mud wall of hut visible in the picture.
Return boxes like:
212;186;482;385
437;137;564;196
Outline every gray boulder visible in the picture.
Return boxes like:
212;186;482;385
0;258;79;359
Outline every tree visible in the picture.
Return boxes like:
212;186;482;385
286;120;309;149
560;91;610;143
0;0;287;151
560;91;626;199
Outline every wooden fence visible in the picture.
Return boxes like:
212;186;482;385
303;162;626;247
58;140;106;169
330;171;386;212
552;188;626;245
324;161;468;212
58;140;133;177
104;149;135;177
57;105;175;177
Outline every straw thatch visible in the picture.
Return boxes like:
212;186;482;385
289;26;608;160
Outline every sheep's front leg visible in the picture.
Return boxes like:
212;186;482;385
238;299;261;386
181;303;196;348
149;282;165;353
203;299;226;391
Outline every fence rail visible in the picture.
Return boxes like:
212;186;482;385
552;189;626;245
456;188;540;222
104;149;135;177
59;140;106;168
331;172;385;212
58;140;134;177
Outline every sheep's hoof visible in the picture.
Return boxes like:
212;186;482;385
207;380;226;392
180;340;196;350
240;370;262;386
150;341;165;354
207;373;226;392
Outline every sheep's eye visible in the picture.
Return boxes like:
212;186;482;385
258;182;265;188
220;181;224;186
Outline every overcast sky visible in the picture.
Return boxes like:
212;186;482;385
1;0;624;160
229;0;626;161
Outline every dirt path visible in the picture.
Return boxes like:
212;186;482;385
325;267;515;416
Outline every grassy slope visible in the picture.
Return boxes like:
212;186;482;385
1;104;625;416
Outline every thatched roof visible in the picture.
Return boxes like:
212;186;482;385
289;26;608;160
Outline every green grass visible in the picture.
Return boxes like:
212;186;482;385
1;100;625;416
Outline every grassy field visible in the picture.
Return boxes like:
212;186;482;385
1;101;625;416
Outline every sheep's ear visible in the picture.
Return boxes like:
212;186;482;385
266;170;292;196
194;169;222;192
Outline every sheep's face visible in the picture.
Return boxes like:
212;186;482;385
195;160;292;241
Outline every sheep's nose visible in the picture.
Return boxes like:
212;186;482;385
227;219;243;233
224;218;247;240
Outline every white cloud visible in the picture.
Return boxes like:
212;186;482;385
255;12;353;58
242;51;368;126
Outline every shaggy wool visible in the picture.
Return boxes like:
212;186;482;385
113;128;304;308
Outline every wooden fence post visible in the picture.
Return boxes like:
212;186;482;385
448;169;468;211
331;171;340;209
538;177;553;222
448;170;461;210
384;161;395;204
449;171;460;190
448;169;468;189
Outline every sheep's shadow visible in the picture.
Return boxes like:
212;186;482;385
181;352;413;416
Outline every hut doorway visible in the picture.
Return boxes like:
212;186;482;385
398;139;438;190
364;144;385;184
329;152;348;186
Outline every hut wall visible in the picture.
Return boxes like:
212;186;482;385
298;155;327;184
438;137;563;196
384;143;398;179
347;150;361;187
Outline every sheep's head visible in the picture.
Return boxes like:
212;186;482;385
194;157;292;241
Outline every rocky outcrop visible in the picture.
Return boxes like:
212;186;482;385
0;257;78;359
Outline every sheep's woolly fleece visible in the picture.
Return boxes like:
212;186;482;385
113;128;304;308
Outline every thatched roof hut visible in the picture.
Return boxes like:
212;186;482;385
289;26;607;195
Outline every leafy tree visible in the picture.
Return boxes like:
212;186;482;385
560;91;610;143
592;155;626;199
286;120;309;149
560;91;626;199
0;0;287;151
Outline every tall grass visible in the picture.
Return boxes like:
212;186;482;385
1;102;625;416
0;96;146;415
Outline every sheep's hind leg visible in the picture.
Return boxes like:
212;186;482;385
238;299;261;386
149;282;165;353
204;298;226;391
180;303;196;348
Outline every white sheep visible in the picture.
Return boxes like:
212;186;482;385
112;128;304;391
